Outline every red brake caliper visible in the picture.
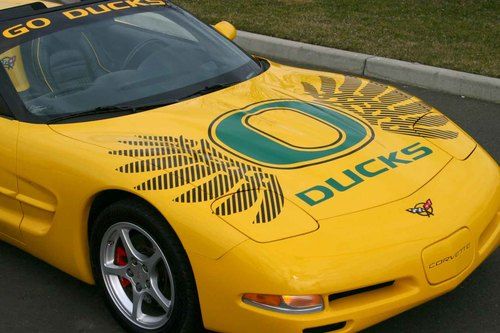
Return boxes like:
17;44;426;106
115;246;131;288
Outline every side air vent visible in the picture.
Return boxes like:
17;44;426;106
303;321;347;333
328;281;395;302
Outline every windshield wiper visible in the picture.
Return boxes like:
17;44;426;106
47;105;137;124
47;82;239;124
47;102;175;124
179;82;240;100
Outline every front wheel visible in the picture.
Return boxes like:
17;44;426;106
90;199;202;332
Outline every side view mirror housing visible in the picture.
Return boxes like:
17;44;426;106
213;21;237;41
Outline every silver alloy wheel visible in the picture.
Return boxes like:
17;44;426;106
100;222;175;330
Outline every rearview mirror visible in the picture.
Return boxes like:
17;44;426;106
214;21;237;41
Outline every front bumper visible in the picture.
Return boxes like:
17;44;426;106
190;146;499;333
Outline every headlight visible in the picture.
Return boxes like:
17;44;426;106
242;293;324;313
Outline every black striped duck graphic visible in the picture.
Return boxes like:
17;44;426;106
303;75;458;140
110;135;285;224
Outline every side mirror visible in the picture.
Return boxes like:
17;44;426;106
214;21;237;41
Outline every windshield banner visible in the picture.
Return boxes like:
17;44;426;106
0;0;167;52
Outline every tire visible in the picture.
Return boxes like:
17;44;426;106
90;198;203;333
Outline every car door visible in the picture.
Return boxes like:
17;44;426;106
0;103;23;241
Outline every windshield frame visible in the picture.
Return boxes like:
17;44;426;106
0;0;267;124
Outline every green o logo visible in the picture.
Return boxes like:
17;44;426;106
209;100;374;169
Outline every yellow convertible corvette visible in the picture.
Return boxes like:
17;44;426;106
0;0;498;332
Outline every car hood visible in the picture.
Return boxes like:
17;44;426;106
50;62;475;240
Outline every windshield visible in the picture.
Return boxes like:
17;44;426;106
0;0;263;122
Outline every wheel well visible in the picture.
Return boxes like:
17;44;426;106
87;190;158;240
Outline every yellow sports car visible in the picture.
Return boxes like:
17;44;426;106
0;0;498;332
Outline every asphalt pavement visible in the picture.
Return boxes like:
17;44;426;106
0;83;498;333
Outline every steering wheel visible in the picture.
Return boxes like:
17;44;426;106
122;39;170;69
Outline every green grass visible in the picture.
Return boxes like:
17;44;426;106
174;0;499;78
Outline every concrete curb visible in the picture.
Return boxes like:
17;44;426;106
235;31;500;103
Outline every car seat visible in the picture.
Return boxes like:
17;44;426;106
22;28;112;96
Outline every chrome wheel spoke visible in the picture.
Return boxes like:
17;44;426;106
103;263;129;278
149;276;171;312
145;248;162;272
132;290;145;321
119;228;145;261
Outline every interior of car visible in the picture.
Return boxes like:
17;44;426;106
1;8;260;119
